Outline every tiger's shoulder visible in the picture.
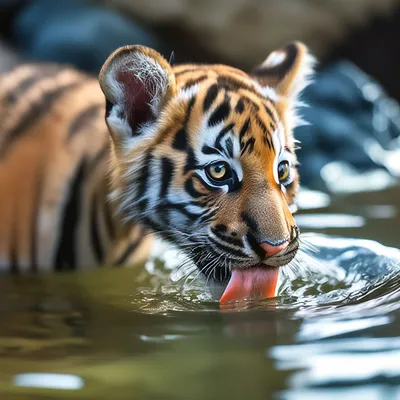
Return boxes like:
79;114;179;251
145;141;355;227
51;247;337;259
0;63;113;271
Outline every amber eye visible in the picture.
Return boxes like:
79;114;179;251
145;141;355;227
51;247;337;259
205;162;232;182
278;161;290;183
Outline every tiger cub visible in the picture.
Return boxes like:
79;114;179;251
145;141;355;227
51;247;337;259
0;42;314;302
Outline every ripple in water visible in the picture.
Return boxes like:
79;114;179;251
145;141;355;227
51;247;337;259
134;233;400;316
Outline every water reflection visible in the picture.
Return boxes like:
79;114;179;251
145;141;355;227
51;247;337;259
295;214;365;229
295;189;331;210
271;337;400;387
280;386;400;400
320;162;396;193
13;373;84;390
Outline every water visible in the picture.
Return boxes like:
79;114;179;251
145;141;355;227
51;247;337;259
0;187;399;399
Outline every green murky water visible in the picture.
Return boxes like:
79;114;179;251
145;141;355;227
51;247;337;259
0;187;399;399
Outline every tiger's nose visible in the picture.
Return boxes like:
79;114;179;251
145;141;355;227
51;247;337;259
259;240;289;257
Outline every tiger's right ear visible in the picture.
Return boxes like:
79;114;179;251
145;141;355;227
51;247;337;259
99;45;176;145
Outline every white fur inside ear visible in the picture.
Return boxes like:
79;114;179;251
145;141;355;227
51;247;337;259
107;104;133;138
104;51;170;116
263;50;286;68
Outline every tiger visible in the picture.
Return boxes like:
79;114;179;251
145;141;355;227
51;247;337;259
0;41;315;302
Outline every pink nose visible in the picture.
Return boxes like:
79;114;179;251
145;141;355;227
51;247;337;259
259;241;289;256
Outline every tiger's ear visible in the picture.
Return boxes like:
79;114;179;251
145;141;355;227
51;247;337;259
99;45;176;144
252;42;315;103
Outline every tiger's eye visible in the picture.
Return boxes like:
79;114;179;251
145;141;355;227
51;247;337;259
206;162;231;181
278;161;290;182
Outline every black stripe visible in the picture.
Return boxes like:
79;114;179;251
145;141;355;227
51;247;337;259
113;236;143;266
136;152;153;200
198;207;217;223
239;118;251;143
235;98;245;114
203;84;219;112
211;227;243;247
67;104;102;140
202;145;220;155
172;128;187;151
255;116;273;151
225;138;234;158
214;224;227;233
142;216;164;234
181;75;208;90
90;193;104;263
137;198;148;214
241;212;259;233
243;97;259;111
246;232;265;258
217;76;258;95
181;95;196;137
184;177;202;198
160;157;174;198
0;79;86;159
208;97;231;127
240;137;255;155
263;102;277;125
184;148;197;173
105;99;114;119
54;160;86;270
159;203;201;222
5;66;61;105
208;235;248;258
30;164;45;272
185;95;196;124
215;122;235;152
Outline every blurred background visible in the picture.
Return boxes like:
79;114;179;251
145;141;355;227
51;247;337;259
1;0;400;193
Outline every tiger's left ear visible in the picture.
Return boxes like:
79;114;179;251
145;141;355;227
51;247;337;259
252;41;315;104
99;45;176;146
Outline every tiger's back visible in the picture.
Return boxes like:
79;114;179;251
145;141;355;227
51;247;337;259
0;64;149;272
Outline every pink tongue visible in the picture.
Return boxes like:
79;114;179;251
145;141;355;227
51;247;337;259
220;267;279;303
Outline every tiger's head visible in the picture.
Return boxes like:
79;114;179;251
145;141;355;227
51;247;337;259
99;42;315;302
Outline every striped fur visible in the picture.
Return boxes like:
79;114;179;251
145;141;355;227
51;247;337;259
0;64;151;272
0;42;314;280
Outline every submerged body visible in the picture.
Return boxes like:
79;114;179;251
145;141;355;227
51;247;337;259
0;42;315;302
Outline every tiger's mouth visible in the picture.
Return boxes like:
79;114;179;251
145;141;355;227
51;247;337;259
219;238;299;303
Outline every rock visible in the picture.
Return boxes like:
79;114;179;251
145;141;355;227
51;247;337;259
94;0;399;67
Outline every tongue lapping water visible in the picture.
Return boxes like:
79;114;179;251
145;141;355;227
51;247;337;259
219;266;280;303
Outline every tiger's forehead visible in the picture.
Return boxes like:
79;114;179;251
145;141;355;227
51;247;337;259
169;64;285;162
173;63;277;102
